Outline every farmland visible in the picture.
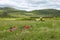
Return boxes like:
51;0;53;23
0;19;60;40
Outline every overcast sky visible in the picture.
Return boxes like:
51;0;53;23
0;0;60;11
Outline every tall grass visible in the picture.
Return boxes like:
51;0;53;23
0;20;60;40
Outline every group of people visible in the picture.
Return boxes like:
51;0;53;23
8;25;30;32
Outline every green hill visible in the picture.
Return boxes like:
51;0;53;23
0;7;60;18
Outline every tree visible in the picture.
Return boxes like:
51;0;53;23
1;10;9;17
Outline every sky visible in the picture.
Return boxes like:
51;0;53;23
0;0;60;11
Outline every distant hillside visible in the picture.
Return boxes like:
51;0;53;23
29;9;60;17
0;7;27;18
0;7;60;18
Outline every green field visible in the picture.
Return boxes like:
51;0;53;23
0;20;60;40
0;6;60;40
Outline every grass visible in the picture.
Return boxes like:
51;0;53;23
0;20;60;40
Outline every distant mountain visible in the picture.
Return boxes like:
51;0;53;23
0;7;60;18
29;9;60;17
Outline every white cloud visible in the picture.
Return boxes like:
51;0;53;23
0;0;60;11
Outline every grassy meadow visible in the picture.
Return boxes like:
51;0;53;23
0;18;60;40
